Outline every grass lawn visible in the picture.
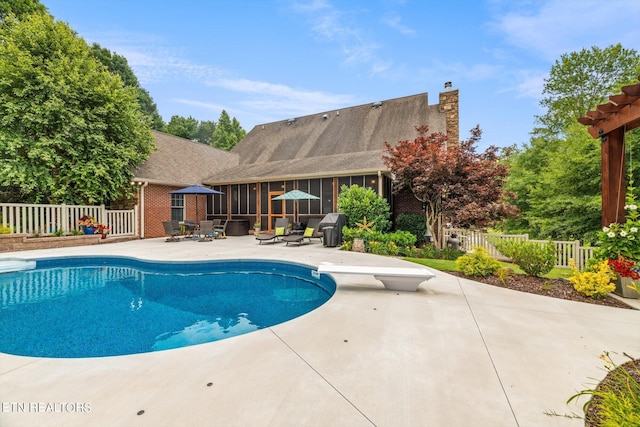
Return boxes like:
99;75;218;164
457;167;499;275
404;257;573;279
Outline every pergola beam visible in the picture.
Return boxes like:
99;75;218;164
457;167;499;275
579;76;640;226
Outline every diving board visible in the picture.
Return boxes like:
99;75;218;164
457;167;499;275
317;262;436;292
0;259;36;274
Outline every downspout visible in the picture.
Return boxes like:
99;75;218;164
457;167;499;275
138;181;148;238
377;170;383;196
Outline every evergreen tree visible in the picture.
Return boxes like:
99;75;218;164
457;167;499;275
211;110;246;151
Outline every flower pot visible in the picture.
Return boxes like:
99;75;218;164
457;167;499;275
81;225;96;235
101;233;107;239
614;274;640;299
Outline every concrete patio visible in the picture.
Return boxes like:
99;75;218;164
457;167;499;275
1;236;638;427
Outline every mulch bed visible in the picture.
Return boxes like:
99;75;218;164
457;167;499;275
584;358;640;426
447;271;636;310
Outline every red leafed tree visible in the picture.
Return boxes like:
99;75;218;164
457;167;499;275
383;125;519;246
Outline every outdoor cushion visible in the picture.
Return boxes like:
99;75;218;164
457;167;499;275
303;227;314;237
275;227;285;236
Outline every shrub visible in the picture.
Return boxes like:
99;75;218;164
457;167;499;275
568;259;616;298
369;241;399;256
440;247;465;260
0;225;11;234
421;244;440;259
395;213;427;246
493;239;556;277
494;267;514;284
341;228;416;256
404;246;421;258
419;244;465;260
337;184;392;232
455;246;502;277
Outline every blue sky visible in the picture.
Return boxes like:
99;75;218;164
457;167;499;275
43;0;640;149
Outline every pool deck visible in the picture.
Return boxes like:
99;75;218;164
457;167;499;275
1;236;638;427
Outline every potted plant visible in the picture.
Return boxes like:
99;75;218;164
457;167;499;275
96;223;111;239
78;215;97;235
594;182;640;298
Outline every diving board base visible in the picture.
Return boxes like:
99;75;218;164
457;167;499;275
317;263;435;292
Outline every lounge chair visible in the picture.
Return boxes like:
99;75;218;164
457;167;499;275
199;220;214;241
213;219;228;239
162;220;181;242
282;218;322;246
255;218;289;244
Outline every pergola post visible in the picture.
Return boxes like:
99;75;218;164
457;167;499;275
578;77;640;227
600;127;626;226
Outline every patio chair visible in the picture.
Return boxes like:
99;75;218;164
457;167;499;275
198;220;214;242
213;219;228;239
255;217;289;244
282;218;322;246
162;220;181;242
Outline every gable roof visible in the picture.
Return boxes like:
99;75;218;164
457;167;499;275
132;130;239;186
204;92;447;185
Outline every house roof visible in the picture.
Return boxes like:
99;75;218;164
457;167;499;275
204;92;447;185
132;131;239;187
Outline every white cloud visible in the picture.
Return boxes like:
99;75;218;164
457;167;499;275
491;0;640;61
381;14;416;36
290;0;384;71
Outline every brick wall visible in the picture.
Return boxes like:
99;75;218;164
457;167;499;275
392;187;424;223
143;184;208;238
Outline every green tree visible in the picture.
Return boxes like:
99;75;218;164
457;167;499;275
165;115;199;140
90;43;165;131
0;0;47;20
195;120;216;144
337;184;392;232
211;110;246;151
535;44;640;137
503;44;640;243
0;13;154;204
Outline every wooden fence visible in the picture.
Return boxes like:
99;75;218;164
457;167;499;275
442;228;595;270
0;203;137;237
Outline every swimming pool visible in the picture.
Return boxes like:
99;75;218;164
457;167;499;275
0;256;335;358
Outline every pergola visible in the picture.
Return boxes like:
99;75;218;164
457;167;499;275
578;76;640;226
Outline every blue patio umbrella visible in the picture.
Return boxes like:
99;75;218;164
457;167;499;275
170;185;224;222
272;189;320;222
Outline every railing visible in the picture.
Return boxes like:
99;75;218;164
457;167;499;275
442;228;595;270
0;203;137;237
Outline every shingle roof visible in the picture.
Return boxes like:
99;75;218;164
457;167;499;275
203;92;446;185
132;131;239;186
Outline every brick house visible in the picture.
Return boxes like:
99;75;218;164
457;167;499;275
132;88;459;238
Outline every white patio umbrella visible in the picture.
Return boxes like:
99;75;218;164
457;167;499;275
272;189;320;223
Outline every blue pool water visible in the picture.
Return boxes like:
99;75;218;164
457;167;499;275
0;257;335;358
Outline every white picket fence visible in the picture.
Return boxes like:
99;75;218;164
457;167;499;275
442;228;595;270
0;203;137;237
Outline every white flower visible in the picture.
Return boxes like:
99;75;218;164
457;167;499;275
607;232;616;238
632;227;638;233
620;231;628;237
628;204;638;211
603;227;610;232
